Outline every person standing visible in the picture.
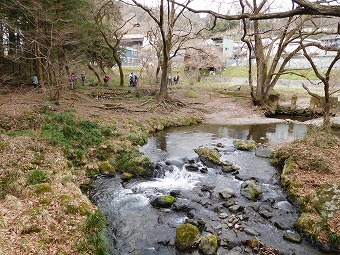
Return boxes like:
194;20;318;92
31;74;39;88
133;74;138;87
104;75;110;86
81;71;86;86
174;72;180;84
129;73;134;87
69;72;76;90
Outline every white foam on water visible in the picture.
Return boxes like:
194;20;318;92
134;166;202;191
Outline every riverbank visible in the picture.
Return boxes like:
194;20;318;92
0;83;339;254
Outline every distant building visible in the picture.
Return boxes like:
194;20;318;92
121;34;144;47
320;34;340;48
121;47;140;66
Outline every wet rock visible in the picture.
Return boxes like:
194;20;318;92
219;213;229;219
201;184;215;192
220;230;240;249
273;201;295;213
216;143;225;148
185;163;200;172
172;202;192;212
170;190;181;197
273;220;292;230
175;223;200;251
240;180;262;200
200;167;209;173
250;202;261;212
222;160;240;173
225;246;243;255
244;228;259;236
199;233;219;255
223;201;236;208
283;230;302;243
219;188;236;200
259;207;273;219
229;205;244;213
151;195;176;208
233;139;256;151
194;147;221;165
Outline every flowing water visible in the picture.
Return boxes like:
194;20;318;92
90;122;332;255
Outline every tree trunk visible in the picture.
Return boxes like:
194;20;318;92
34;41;44;88
113;48;124;86
87;63;101;83
322;81;331;129
158;58;169;102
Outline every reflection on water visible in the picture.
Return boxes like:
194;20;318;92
140;123;310;162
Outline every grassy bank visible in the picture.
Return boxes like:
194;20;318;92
0;90;203;254
272;130;340;252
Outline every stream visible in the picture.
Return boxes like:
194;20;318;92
90;121;332;255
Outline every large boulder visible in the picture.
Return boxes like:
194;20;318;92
151;195;176;208
233;139;256;151
199;233;219;255
194;147;221;165
175;223;200;251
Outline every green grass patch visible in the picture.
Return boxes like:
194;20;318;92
78;210;108;255
41;110;115;166
26;169;50;185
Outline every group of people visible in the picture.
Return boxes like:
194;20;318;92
168;72;180;85
129;73;138;87
32;71;183;89
68;72;110;89
68;71;87;90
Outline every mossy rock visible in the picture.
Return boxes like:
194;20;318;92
151;195;176;208
233;139;256;151
198;233;219;255
115;153;152;177
175;223;200;251
240;180;262;201
194;147;221;165
121;172;134;182
99;161;115;175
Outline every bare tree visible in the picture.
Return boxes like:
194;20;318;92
95;1;140;86
120;0;203;102
184;44;226;82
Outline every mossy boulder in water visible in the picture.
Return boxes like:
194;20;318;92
198;233;219;254
175;223;200;251
151;195;176;208
233;139;256;151
99;161;115;175
240;180;262;200
115;152;152;177
194;147;221;165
